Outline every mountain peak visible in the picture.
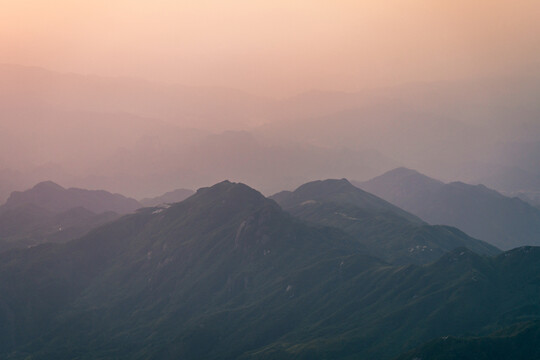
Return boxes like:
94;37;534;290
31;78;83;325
272;178;424;224
31;181;65;192
364;167;443;186
186;180;273;214
196;180;262;198
145;180;346;256
362;167;540;250
359;168;445;211
386;167;421;176
1;181;140;214
2;181;66;210
293;178;356;197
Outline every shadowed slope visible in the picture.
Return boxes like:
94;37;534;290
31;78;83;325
272;179;499;264
360;168;540;249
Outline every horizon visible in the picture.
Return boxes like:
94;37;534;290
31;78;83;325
3;1;540;97
1;61;539;200
6;62;539;101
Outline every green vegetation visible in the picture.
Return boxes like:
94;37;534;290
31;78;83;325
0;181;537;359
272;179;499;264
397;321;540;360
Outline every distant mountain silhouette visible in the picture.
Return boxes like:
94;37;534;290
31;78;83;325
359;168;540;250
0;100;396;201
1;181;141;214
1;65;539;204
450;161;540;199
476;164;540;198
518;192;540;208
140;188;195;207
272;179;499;264
0;64;271;131
0;181;139;251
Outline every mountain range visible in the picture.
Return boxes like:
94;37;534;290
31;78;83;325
271;179;499;264
1;65;539;202
0;181;141;252
358;168;540;250
1;180;538;359
1;181;140;214
0;182;202;252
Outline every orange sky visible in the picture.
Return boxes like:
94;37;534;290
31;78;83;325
1;0;539;96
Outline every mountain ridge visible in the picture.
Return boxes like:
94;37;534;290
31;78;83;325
271;179;500;264
1;180;141;214
359;168;540;249
1;180;539;360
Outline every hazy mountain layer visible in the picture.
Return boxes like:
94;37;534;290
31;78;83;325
272;179;499;264
359;168;540;250
1;181;141;214
140;188;195;207
0;181;139;251
1;65;539;203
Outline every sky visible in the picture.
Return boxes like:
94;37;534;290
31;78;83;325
1;0;539;96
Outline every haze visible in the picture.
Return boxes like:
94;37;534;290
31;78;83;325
3;2;540;358
0;0;539;205
2;0;540;96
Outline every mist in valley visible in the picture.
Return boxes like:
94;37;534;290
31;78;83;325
1;1;540;359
